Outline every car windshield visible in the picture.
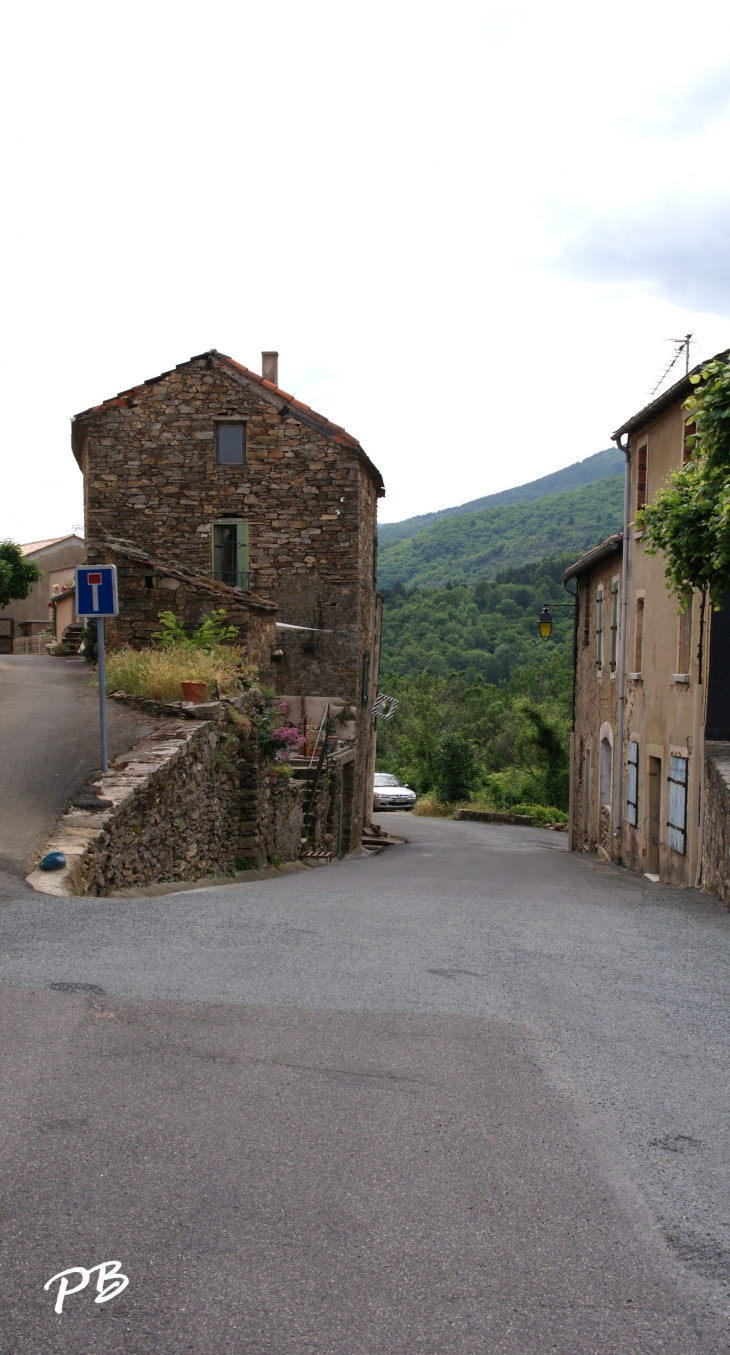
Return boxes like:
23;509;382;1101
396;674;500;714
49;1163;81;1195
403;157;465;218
374;774;401;787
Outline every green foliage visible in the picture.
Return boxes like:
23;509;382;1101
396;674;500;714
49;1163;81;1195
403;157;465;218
432;734;479;803
79;619;98;664
516;703;570;810
376;657;571;812
152;608;239;651
0;541;42;609
640;356;730;605
377;476;624;590
378;448;625;545
380;556;575;684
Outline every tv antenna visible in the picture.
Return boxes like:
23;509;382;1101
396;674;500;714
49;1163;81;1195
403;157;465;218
649;333;692;397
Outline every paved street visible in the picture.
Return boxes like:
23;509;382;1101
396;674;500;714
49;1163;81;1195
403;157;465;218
2;813;730;1352
0;656;154;898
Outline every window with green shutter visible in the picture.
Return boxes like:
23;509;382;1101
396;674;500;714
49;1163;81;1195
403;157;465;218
213;520;249;590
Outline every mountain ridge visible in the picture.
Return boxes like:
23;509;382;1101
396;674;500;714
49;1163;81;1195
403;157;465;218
376;474;624;591
378;447;624;544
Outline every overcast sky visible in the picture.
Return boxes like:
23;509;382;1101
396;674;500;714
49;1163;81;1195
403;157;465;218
2;0;729;541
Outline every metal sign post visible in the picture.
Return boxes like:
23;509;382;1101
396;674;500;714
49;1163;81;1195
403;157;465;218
76;565;119;775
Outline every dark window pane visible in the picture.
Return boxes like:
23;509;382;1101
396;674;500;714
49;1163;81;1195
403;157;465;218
217;423;245;464
213;521;249;590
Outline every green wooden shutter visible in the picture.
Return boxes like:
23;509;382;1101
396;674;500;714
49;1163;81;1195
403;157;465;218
236;522;249;590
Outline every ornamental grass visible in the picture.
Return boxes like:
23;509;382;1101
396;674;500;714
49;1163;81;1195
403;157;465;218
104;644;248;704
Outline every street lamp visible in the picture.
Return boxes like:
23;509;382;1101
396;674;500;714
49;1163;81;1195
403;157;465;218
538;605;553;640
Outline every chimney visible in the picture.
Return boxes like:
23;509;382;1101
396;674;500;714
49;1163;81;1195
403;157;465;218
262;351;279;386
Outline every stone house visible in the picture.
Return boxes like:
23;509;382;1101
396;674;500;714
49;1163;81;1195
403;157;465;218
0;534;85;653
567;349;730;899
70;349;385;847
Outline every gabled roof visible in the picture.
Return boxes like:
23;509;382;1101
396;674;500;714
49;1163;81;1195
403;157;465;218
72;350;385;496
563;532;622;584
21;534;84;556
612;348;730;442
100;534;278;614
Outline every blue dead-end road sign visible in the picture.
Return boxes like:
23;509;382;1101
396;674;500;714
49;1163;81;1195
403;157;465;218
76;564;119;617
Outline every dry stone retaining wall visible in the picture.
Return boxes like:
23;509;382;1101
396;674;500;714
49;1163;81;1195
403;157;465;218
28;721;239;897
702;742;730;908
29;694;353;896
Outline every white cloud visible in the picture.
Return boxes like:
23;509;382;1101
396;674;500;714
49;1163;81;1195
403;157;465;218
553;198;730;316
0;0;729;536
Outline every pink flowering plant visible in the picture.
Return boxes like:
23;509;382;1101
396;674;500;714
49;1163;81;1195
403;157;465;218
271;725;300;760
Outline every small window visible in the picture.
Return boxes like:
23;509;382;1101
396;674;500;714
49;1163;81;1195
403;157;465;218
216;422;246;465
683;421;696;465
596;588;604;670
213;520;249;589
634;596;644;673
610;578;619;672
668;755;688;854
677;604;692;673
636;443;648;511
627;741;639;826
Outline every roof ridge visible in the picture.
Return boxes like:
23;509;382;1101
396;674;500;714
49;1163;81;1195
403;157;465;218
71;350;385;497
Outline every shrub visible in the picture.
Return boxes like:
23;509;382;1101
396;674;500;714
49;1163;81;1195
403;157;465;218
433;733;479;802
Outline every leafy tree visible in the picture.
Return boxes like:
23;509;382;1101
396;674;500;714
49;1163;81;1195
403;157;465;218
515;703;570;810
377;476;624;590
432;733;479;802
0;541;42;609
640;356;730;605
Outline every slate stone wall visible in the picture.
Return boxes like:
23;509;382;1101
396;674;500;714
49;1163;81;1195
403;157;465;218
100;556;278;664
75;351;380;703
702;742;730;907
73;350;384;848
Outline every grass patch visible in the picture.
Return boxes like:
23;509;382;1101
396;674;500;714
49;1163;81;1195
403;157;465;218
412;794;567;825
105;644;249;703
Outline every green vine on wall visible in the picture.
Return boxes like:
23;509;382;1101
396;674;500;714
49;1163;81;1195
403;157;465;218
639;355;730;607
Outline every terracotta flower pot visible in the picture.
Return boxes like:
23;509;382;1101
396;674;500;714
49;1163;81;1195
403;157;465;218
182;681;207;703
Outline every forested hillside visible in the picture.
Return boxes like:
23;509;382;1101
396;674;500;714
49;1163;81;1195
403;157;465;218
379;556;575;684
378;447;624;545
377;474;623;591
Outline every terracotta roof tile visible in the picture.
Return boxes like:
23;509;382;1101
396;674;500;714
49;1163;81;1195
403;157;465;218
72;348;385;495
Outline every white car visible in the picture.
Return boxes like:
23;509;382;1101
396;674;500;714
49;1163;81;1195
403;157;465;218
373;772;417;811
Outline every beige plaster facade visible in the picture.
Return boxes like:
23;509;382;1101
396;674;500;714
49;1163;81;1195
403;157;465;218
568;356;729;888
0;535;84;643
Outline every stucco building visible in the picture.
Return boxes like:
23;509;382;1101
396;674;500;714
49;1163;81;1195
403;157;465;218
71;349;385;846
567;350;730;897
0;535;85;653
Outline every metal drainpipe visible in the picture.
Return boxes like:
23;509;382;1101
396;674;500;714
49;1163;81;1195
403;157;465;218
613;434;631;852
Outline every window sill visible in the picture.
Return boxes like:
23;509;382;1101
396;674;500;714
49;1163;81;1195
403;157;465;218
629;672;643;681
671;673;690;685
632;530;645;541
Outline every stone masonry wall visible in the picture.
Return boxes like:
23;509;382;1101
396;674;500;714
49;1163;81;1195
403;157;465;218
74;351;381;705
27;721;239;897
73;351;382;849
29;703;355;896
702;742;730;907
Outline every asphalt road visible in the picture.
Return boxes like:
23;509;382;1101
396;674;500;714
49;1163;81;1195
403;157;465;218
0;655;154;897
2;813;730;1352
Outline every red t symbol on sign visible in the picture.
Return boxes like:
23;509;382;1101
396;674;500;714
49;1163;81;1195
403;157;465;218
88;572;102;612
